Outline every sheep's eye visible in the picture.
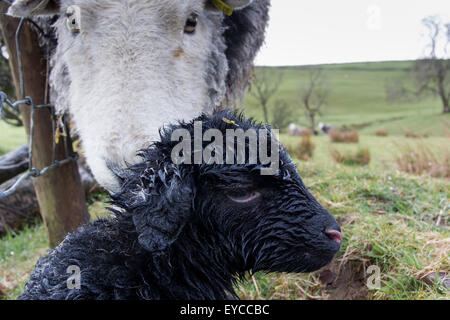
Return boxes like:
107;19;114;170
227;190;261;203
184;14;198;34
65;5;81;34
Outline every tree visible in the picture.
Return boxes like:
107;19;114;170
413;16;450;114
270;99;293;131
298;68;330;134
250;68;283;123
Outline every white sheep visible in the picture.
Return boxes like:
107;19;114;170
8;0;270;192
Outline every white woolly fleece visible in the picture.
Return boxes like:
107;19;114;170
8;0;261;192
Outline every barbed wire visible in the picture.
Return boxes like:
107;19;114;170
0;15;78;200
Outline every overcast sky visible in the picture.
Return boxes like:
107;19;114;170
254;0;450;66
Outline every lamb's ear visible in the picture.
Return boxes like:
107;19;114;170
209;0;254;15
7;0;60;17
131;165;195;252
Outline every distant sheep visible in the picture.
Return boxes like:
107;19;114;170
19;110;341;300
288;123;310;136
318;122;334;134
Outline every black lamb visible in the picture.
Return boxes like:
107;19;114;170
19;110;342;300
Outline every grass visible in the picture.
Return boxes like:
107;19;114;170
1;133;448;300
281;134;450;172
0;224;47;300
375;128;388;137
394;142;450;179
329;129;360;143
0;122;26;156
243;61;450;136
0;193;110;300
237;158;449;300
284;134;315;161
331;147;370;166
0;61;449;300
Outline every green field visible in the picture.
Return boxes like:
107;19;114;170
0;122;26;155
1;61;449;300
244;61;450;136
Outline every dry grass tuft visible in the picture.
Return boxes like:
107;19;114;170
403;129;429;139
329;129;359;143
394;142;450;178
331;147;371;166
299;129;313;137
375;128;388;137
404;129;420;138
285;135;316;161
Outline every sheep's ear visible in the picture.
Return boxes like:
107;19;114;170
7;0;60;17
209;0;254;15
221;0;269;102
131;165;195;252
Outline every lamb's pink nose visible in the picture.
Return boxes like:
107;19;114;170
325;229;342;243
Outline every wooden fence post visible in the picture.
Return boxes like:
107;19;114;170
0;4;89;247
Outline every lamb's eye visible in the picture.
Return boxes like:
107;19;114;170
227;190;261;203
184;14;198;34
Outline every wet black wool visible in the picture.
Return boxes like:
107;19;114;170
20;110;340;300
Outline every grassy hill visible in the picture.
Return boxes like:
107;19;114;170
0;122;26;155
0;60;448;157
244;61;449;136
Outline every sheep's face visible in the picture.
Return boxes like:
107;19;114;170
196;149;341;274
8;0;257;192
117;110;341;276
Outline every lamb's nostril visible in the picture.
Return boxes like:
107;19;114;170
325;229;342;244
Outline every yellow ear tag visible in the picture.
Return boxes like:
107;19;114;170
222;117;240;127
211;0;234;16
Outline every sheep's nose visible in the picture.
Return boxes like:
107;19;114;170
325;229;342;244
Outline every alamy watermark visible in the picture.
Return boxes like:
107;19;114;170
67;265;81;290
366;265;381;289
366;5;382;31
170;121;280;175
